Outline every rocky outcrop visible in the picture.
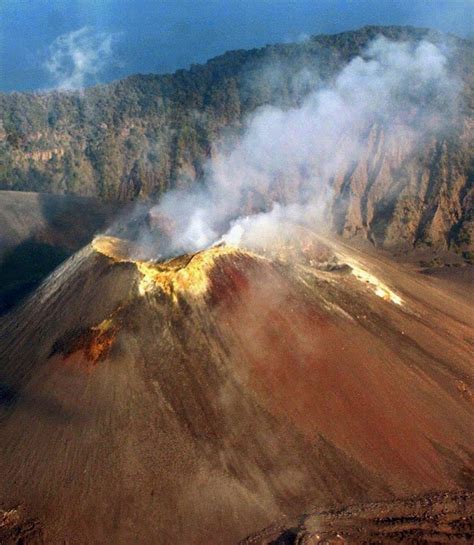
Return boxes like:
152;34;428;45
240;491;474;544
23;148;64;162
0;507;44;545
330;123;473;252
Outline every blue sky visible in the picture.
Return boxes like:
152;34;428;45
0;0;472;92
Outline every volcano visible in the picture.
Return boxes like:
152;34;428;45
0;226;472;544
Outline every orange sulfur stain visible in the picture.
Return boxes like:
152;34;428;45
51;317;119;370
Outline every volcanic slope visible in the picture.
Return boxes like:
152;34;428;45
0;227;472;544
0;190;120;313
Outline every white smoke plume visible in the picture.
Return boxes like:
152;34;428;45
45;27;115;91
131;36;459;258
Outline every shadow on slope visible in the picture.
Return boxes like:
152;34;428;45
0;191;121;313
0;240;70;314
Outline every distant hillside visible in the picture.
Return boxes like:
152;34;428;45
0;26;472;254
0;191;119;313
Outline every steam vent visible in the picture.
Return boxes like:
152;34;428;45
0;228;472;544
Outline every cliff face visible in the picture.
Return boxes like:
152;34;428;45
0;26;472;253
330;122;473;253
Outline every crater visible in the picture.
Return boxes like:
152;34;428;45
92;235;252;299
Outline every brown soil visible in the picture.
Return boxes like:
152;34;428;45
0;231;472;544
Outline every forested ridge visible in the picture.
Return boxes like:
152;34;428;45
1;26;472;253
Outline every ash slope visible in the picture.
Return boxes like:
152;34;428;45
0;231;472;544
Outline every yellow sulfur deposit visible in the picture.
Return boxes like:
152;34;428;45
346;261;403;306
135;245;239;299
92;235;240;300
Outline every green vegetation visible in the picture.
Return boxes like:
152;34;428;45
1;25;466;201
0;26;472;254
